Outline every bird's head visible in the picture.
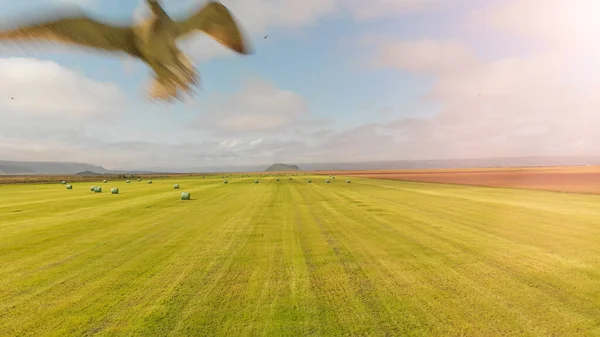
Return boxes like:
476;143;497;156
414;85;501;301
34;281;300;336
146;0;162;12
145;0;170;18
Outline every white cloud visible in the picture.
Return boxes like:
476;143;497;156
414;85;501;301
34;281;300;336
0;126;315;170
189;78;329;134
342;0;464;20
473;0;600;56
371;36;600;159
0;57;126;118
366;37;481;75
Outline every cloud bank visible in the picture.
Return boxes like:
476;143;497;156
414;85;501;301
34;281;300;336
0;0;598;170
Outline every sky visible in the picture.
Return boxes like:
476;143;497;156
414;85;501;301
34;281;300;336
0;0;599;171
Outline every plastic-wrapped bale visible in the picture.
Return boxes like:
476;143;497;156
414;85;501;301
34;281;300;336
61;180;66;184
181;192;191;200
332;176;335;179
103;180;107;183
111;188;119;194
289;177;292;180
138;178;142;181
254;180;259;184
174;184;180;189
224;180;228;184
148;180;152;184
346;180;351;183
276;178;279;182
66;184;73;190
126;180;131;183
94;187;102;193
307;180;312;183
90;186;96;191
326;180;331;183
202;176;205;179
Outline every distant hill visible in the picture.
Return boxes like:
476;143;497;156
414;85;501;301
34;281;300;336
0;160;110;175
0;164;35;174
75;170;102;176
0;160;161;175
265;163;300;172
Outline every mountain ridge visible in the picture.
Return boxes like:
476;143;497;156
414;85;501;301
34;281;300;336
1;156;599;175
265;163;300;172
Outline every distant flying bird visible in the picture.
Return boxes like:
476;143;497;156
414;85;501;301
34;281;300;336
264;34;268;39
0;0;252;103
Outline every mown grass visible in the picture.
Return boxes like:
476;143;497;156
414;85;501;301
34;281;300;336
1;175;600;336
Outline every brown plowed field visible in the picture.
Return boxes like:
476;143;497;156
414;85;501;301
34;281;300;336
323;166;600;194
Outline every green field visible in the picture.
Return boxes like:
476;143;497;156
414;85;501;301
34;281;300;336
1;175;600;336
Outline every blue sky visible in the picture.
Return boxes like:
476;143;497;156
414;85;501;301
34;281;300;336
0;0;599;170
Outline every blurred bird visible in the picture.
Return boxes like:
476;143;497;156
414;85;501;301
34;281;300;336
0;0;252;102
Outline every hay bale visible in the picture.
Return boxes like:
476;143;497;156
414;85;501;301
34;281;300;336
138;178;142;181
103;180;107;183
346;180;351;183
326;180;331;183
289;177;292;180
90;186;96;191
126;180;131;183
94;187;102;193
148;180;152;184
276;178;280;182
307;179;312;183
181;192;191;200
111;188;119;194
332;176;335;179
254;180;259;184
61;180;66;184
66;184;73;190
224;180;228;184
174;184;180;189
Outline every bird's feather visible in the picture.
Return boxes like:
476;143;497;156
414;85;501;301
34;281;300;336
174;1;251;55
148;77;179;102
0;13;140;57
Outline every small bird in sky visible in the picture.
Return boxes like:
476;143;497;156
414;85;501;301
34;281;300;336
0;0;252;103
264;34;268;39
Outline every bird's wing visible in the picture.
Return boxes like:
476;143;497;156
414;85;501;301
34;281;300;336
174;1;251;55
0;13;139;56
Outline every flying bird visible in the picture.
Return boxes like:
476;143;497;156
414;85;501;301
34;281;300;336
0;0;252;102
264;34;268;39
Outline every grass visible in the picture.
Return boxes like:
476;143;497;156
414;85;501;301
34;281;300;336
1;176;600;336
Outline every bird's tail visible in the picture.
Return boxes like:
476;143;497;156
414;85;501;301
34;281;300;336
148;77;179;102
